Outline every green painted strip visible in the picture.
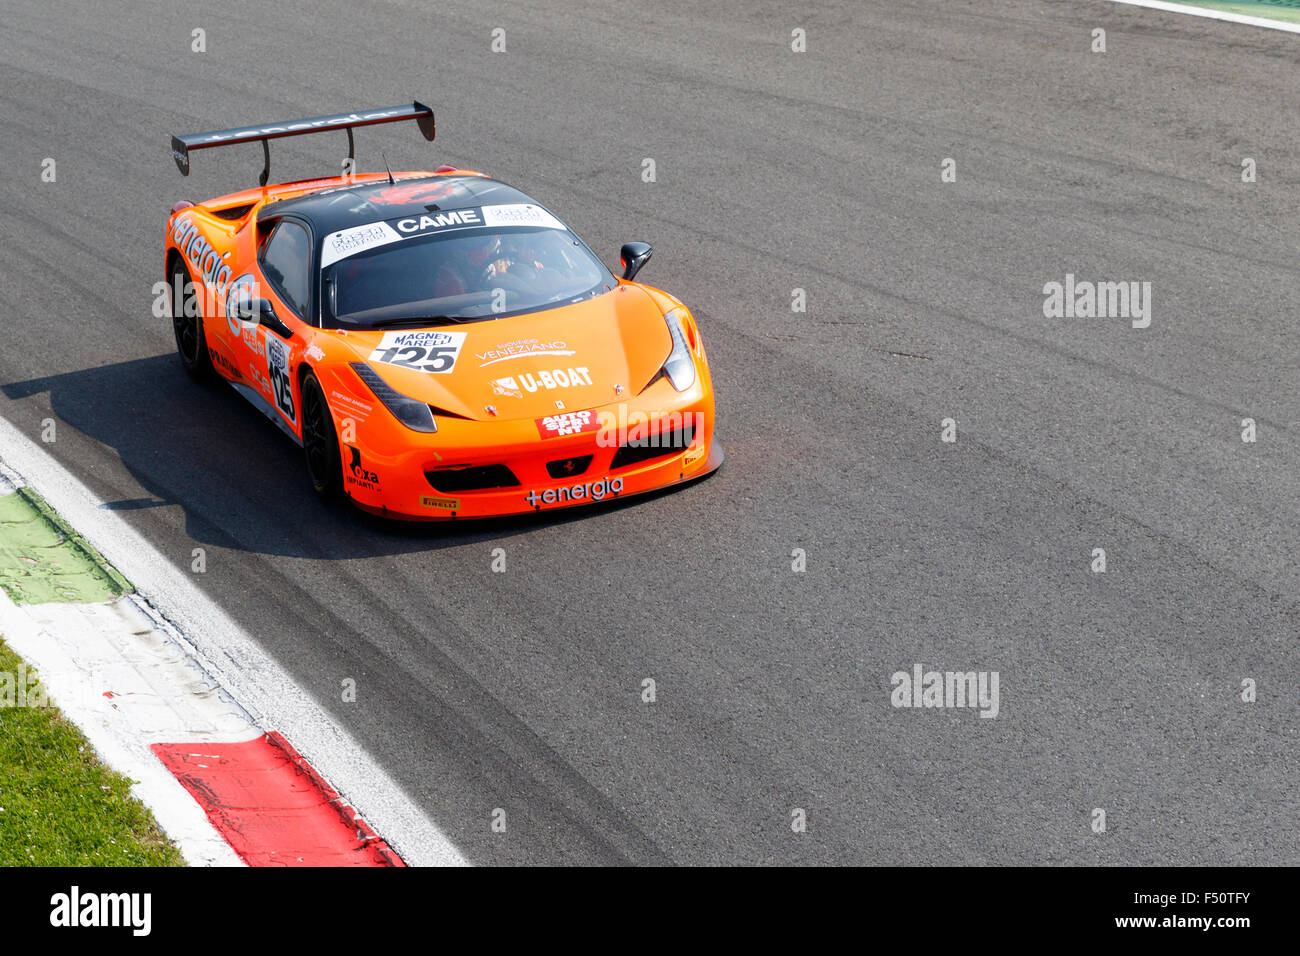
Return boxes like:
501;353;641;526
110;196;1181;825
1172;0;1300;23
14;488;133;596
0;490;131;605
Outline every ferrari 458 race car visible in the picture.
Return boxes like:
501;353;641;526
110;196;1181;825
165;102;721;520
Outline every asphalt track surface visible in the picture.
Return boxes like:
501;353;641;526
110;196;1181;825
1;0;1297;865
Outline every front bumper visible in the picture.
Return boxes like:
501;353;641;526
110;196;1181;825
336;381;721;521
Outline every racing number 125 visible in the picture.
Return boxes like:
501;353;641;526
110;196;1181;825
270;362;294;418
266;338;295;422
374;345;458;373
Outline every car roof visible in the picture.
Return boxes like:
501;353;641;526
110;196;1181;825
262;175;539;235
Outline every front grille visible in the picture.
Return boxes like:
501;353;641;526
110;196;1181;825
609;421;696;470
425;464;520;493
546;455;593;480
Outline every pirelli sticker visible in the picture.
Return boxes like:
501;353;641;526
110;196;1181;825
420;495;459;510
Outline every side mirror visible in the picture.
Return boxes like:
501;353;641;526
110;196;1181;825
619;241;652;281
253;298;294;339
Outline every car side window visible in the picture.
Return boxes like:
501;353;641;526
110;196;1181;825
260;220;311;319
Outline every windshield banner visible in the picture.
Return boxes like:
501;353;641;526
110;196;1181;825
322;204;565;268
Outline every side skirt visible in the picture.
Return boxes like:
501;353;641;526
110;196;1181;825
229;382;303;447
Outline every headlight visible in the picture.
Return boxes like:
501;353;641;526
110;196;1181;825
349;362;437;433
660;308;696;392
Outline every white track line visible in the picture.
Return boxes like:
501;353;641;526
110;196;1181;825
1104;0;1300;34
0;416;467;867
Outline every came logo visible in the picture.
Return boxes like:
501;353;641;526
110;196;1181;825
394;208;482;234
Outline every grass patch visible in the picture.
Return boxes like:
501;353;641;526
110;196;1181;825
1174;1;1300;24
0;639;184;866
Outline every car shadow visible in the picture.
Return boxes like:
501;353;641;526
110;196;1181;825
2;353;709;558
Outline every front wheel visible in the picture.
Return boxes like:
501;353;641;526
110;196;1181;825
170;259;215;380
300;370;344;503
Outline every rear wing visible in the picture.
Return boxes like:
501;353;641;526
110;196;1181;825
170;101;435;185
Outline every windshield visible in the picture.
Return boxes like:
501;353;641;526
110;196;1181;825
319;206;615;328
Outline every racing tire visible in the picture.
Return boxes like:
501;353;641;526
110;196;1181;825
300;370;345;503
170;258;216;380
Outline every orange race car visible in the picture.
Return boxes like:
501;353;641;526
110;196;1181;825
165;102;721;520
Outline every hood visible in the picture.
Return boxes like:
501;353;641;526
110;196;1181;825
338;284;671;422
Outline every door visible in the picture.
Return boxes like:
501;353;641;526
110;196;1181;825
243;218;312;431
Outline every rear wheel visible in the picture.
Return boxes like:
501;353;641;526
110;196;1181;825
170;258;215;379
300;370;344;503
